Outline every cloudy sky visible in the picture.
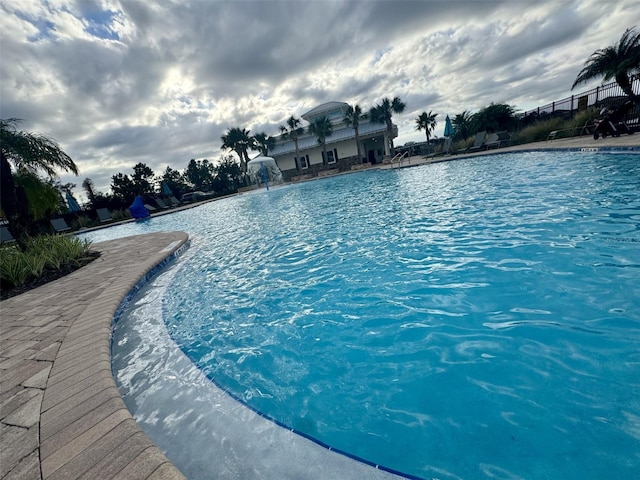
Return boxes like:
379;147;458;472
1;0;638;200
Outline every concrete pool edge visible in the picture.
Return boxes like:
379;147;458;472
0;231;189;480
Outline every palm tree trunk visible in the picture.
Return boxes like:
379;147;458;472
386;120;395;156
0;152;36;250
294;139;301;172
355;128;362;162
615;73;635;98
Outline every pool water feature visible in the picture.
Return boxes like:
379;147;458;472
98;151;640;479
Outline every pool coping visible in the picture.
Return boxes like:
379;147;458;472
0;232;189;480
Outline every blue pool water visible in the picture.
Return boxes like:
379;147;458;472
94;152;640;479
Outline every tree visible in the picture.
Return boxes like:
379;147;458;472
159;166;190;199
279;116;305;172
572;27;640;98
212;155;243;195
82;178;97;206
415;110;438;145
110;173;137;201
344;104;367;162
471;103;518;133
14;171;61;221
251;132;275;156
221;127;251;173
308;116;333;166
110;163;155;202
131;163;155;196
369;96;406;156
184;159;216;191
1;118;78;247
452;111;473;141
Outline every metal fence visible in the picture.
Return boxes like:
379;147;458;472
523;75;639;122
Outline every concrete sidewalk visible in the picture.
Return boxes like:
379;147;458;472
0;232;189;480
380;132;640;170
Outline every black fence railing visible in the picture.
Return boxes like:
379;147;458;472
522;75;640;125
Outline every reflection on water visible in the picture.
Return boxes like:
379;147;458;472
98;152;640;480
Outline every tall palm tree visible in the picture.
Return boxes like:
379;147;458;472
369;96;406;156
279;116;305;172
221;127;251;173
344;104;367;163
572;26;640;98
415;110;438;145
452;110;473;141
250;132;275;156
1;118;79;248
308;116;333;166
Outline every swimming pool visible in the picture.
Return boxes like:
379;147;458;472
97;151;640;479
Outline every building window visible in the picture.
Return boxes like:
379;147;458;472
325;149;338;164
297;155;309;169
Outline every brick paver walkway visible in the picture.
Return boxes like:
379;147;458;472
1;232;188;480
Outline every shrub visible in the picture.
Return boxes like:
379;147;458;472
512;118;566;144
0;235;94;288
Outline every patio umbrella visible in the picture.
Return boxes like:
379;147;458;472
443;115;454;137
161;181;174;196
66;192;81;212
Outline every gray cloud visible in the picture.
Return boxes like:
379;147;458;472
1;0;637;200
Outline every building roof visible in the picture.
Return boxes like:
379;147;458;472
270;121;387;156
301;101;349;121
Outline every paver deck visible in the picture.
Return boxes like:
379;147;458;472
1;232;188;480
0;134;638;480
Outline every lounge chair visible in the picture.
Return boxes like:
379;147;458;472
154;198;169;209
496;131;512;147
485;133;500;149
51;218;71;233
168;196;181;206
96;208;112;223
466;131;487;152
144;203;157;212
1;225;15;244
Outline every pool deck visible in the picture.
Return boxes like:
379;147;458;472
1;232;188;480
1;134;639;480
378;132;640;170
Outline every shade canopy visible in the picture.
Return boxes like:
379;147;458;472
66;192;81;212
444;115;454;137
161;181;174;196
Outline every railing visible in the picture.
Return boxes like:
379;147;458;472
391;151;409;166
523;75;639;121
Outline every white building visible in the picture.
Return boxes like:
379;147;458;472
269;101;398;179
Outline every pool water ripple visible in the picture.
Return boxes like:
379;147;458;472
94;152;640;479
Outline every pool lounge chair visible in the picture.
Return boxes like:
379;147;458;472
1;225;15;244
51;218;71;233
154;198;170;209
466;131;487;152
168;196;181;206
96;208;112;223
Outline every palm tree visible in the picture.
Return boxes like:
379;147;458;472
279;116;305;172
572;26;640;98
308;116;333;166
369;96;406;156
250;132;275;156
415;110;438;146
221;127;251;173
452;110;473;141
343;104;367;163
1;118;79;248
